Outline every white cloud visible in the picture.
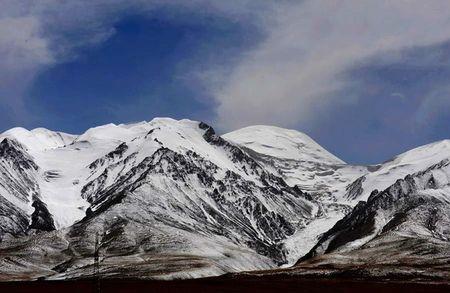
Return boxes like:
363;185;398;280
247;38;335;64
0;15;53;116
0;0;271;116
2;0;450;131
0;16;51;72
213;0;450;130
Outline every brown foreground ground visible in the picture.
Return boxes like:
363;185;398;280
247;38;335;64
1;274;449;293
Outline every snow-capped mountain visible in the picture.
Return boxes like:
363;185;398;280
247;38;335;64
292;158;450;280
0;119;322;280
227;127;450;268
223;125;344;165
224;125;369;262
0;118;449;281
344;140;450;202
224;125;367;196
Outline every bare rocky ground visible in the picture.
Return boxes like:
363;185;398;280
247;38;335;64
0;275;449;293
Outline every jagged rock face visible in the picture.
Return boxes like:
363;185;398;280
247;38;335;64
344;176;366;200
0;138;55;240
297;159;450;275
0;138;39;203
87;142;129;171
29;198;56;232
0;196;29;242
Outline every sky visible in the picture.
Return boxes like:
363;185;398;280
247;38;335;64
1;0;450;164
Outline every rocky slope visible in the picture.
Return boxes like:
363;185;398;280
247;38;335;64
224;126;370;262
292;159;450;281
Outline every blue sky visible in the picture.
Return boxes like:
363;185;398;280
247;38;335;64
1;1;450;164
26;15;257;132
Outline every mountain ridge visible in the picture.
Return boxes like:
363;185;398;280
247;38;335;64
0;118;449;281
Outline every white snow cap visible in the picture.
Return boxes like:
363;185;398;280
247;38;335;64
0;127;76;152
223;125;344;164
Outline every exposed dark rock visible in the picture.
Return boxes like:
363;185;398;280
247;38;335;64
29;197;56;232
88;142;128;170
0;138;38;171
0;196;29;241
345;175;366;200
0;137;42;239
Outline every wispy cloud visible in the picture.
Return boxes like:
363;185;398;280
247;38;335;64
2;0;450;138
0;15;52;117
213;0;450;130
0;0;272;121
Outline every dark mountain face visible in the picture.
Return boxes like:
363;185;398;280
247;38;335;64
29;197;56;232
0;196;29;241
0;138;56;241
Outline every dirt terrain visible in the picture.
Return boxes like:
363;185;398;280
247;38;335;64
1;274;449;293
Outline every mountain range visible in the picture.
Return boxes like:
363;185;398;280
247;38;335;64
0;118;448;281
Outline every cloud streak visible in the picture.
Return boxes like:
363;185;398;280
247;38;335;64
2;0;450;139
214;0;450;130
0;0;273;122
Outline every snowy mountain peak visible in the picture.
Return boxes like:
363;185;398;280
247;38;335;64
74;123;134;143
223;125;344;165
72;118;202;145
344;138;450;202
384;139;450;167
0;127;76;153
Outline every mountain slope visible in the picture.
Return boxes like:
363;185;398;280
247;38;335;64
225;126;450;266
343;140;450;202
0;137;52;241
224;126;369;262
223;125;367;195
293;159;450;281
